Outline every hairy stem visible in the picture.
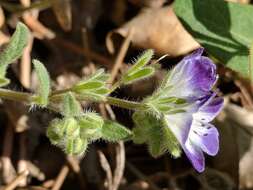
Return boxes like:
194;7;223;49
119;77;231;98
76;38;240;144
0;88;31;103
106;97;143;110
0;88;143;111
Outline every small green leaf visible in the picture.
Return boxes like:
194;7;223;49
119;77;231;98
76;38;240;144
0;22;29;86
72;69;109;100
72;81;104;92
89;68;109;81
101;120;132;142
122;67;155;84
62;92;82;117
133;112;181;158
127;49;154;75
33;60;51;106
93;88;110;95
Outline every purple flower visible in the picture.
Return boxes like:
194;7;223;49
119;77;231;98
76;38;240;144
166;48;217;100
163;48;224;172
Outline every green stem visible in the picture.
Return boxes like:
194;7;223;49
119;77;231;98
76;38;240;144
0;88;143;111
108;81;122;94
106;97;143;110
0;88;32;103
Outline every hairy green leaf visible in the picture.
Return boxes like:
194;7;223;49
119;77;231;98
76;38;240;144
73;81;104;92
174;0;253;78
0;22;29;86
72;69;109;99
122;67;155;84
101;120;132;142
127;49;154;74
33;60;51;106
62;92;82;117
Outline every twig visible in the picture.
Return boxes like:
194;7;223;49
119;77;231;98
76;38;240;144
0;0;52;14
234;79;253;108
126;161;161;190
26;161;45;181
51;165;69;190
17;132;28;187
105;104;116;120
42;180;55;188
52;37;112;68
108;28;134;84
112;141;125;190
3;170;29;190
1;124;16;184
20;0;33;88
66;156;87;189
98;150;113;190
21;0;55;40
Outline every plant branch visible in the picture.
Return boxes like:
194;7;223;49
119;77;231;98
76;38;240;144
0;88;144;111
0;88;31;103
106;97;143;110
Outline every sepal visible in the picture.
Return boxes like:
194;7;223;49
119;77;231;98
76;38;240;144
132;111;181;158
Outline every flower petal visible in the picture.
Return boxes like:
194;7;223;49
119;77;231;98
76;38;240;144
183;48;204;61
167;49;217;100
183;140;205;172
165;111;193;144
195;95;224;122
190;122;219;156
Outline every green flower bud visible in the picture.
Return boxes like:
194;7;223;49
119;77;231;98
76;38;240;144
47;119;63;145
62;117;80;139
78;113;104;140
65;138;88;155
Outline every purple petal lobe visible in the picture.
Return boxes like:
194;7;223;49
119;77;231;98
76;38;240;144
196;95;224;122
190;122;219;156
183;48;204;61
168;49;217;100
183;141;205;172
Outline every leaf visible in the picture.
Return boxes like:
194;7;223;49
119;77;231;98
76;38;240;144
0;22;29;86
132;112;181;157
173;0;253;78
33;60;51;106
89;68;109;81
122;67;155;84
72;69;109;100
127;49;154;74
72;81;104;92
101;120;132;142
62;93;82;117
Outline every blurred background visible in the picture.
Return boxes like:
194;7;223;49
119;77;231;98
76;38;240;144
0;0;252;189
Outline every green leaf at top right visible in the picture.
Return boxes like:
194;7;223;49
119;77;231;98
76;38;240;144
173;0;253;79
